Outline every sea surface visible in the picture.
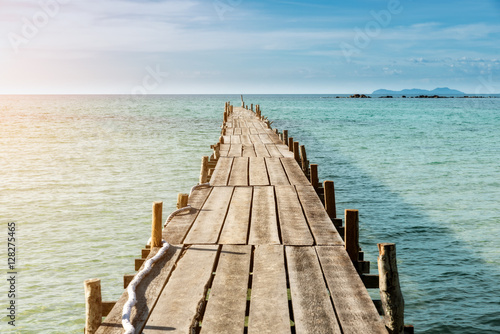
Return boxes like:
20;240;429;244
1;94;499;333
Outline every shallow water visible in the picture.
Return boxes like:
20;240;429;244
1;94;499;333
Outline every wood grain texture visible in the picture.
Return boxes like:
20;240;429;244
201;245;252;334
228;157;249;186
142;245;218;334
210;157;233;186
281;158;311;186
317;246;388;334
228;144;243;157
285;246;341;334
265;144;283;157
184;187;234;244
254;144;271;157
249;186;280;245
275;186;314;245
249;157;269;186
265;158;290;185
248;245;291;334
295;185;344;246
219;187;252;245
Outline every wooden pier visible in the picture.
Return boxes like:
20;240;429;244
85;102;408;334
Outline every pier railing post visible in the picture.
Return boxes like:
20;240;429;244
177;193;189;209
84;278;102;334
310;164;318;189
288;137;294;152
293;141;300;164
344;209;359;263
200;156;209;184
324;181;336;219
151;202;163;247
283;130;288;145
378;243;404;334
300;145;309;175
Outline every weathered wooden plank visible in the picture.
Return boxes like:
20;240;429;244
254;144;271;158
249;128;258;135
210;157;233;186
285;246;341;334
248;245;291;334
250;134;263;144
219;144;230;152
231;135;241;144
258;133;273;144
234;128;242;135
248;186;280;245
276;144;294;158
228;157;249;186
295;185;344;246
228;144;243;157
265;157;290;185
222;135;230;143
219;187;252;244
241;127;250;135
142;245;219;334
265;144;283;157
241;135;252;145
163;186;213;244
266;130;284;145
97;245;182;334
316;246;388;334
281;157;310;185
184;187;234;244
242;145;257;157
275;186;314;245
201;245;252;334
225;128;234;135
249;157;269;186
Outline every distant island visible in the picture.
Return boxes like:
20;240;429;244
372;87;465;95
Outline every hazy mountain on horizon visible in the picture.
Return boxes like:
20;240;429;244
372;87;465;95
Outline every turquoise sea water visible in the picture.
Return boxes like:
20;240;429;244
1;95;499;333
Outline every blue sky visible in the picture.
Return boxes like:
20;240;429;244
1;0;499;93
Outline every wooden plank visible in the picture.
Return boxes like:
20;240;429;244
228;144;243;157
248;186;280;245
163;186;212;244
276;145;294;158
228;157;249;186
258;133;273;144
225;128;234;135
222;135;230;144
142;245;219;334
249;157;269;186
241;127;250;135
265;158;290;185
248;245;291;333
219;187;252;244
265;144;283;157
231;135;241;144
184;187;234;244
219;144;230;152
281;157;310;185
254;144;271;158
241;135;252;145
275;186;314;245
316;246;388;334
234;128;242;135
97;245;182;334
249;128;258;134
266;130;284;145
242;145;257;157
250;134;263;144
285;246;341;334
201;245;251;334
210;157;233;186
295;185;344;246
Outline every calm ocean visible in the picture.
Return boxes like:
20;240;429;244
1;95;499;333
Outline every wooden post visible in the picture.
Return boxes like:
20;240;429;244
251;103;253;111
378;243;404;334
214;142;220;160
288;137;294;152
223;111;228;123
200;156;209;184
293;141;300;164
344;209;359;263
324;180;336;218
84;278;102;334
241;94;244;107
310;164;318;189
300;145;308;174
177;193;189;209
151;202;163;247
283;130;288;145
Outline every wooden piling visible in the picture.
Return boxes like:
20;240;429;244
84;278;102;334
288;137;294;152
310;164;318;189
300;145;308;174
151;202;163;247
200;156;209;184
344;209;359;263
214;143;220;160
251;103;253;111
283;130;288;145
324;181;336;219
378;243;404;334
293;142;300;164
177;193;189;209
223;111;228;123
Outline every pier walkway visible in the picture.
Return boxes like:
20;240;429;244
93;105;389;334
